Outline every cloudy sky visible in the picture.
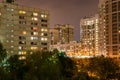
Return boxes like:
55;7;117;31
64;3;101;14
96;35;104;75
0;0;99;41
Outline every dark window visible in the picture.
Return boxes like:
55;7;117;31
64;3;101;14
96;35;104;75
19;36;26;40
31;42;37;45
19;16;25;19
41;24;47;27
19;41;26;44
41;19;47;22
41;43;47;45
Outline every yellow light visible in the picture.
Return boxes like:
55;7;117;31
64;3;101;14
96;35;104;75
19;10;26;14
33;12;38;16
33;27;38;30
31;17;38;21
41;14;47;18
31;47;38;50
22;31;26;35
41;33;44;36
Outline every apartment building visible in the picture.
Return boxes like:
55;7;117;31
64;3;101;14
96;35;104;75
99;0;120;57
50;41;81;58
0;0;49;57
80;14;100;56
54;24;74;44
49;28;59;45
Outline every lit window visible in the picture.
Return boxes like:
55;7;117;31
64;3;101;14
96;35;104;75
31;47;38;50
41;38;48;41
45;29;48;32
41;14;44;18
18;51;26;55
34;17;38;21
22;31;26;35
33;12;38;16
41;38;44;41
41;33;44;36
44;38;47;41
23;51;26;55
41;28;44;31
19;46;22;50
41;28;48;32
32;27;38;30
19;10;26;14
18;51;22;55
32;17;38;21
19;56;26;60
41;14;47;18
31;32;38;35
31;37;38;40
11;9;14;11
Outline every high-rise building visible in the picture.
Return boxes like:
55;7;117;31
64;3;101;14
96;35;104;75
0;0;50;56
49;28;59;45
99;0;120;57
54;24;74;44
80;14;100;56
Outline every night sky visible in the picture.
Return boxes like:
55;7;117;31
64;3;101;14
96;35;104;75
0;0;99;41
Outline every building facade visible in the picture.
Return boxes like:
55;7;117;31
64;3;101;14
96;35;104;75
80;14;100;56
54;24;74;44
49;28;59;45
99;0;120;57
0;0;50;56
50;41;81;58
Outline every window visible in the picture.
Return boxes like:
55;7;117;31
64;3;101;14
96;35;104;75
41;38;48;41
33;12;38;16
19;21;26;25
41;33;47;36
19;16;25;19
19;10;26;14
31;17;38;21
31;42;37;45
19;41;26;44
41;42;47;45
19;36;26;40
22;31;26;35
41;28;48;32
41;24;47;27
41;14;47;18
31;47;38;50
31;32;38;35
41;19;47;22
31;37;38;40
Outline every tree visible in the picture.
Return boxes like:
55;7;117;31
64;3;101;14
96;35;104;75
58;53;77;80
0;42;8;80
87;57;120;80
0;42;7;65
7;55;27;80
23;51;65;80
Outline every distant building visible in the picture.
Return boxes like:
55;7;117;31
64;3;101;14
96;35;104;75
0;0;50;57
50;41;82;58
80;14;100;56
99;0;120;57
54;24;74;44
49;28;59;45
